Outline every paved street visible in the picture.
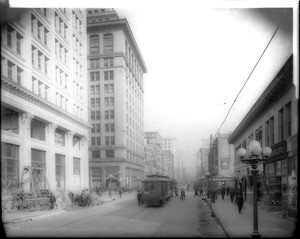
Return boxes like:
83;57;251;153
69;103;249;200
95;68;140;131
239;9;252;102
4;190;225;237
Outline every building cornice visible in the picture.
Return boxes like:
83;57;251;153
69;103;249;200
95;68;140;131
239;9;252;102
87;19;147;73
228;55;293;144
1;77;92;130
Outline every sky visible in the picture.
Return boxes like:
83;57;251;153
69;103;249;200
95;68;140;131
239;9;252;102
8;0;298;178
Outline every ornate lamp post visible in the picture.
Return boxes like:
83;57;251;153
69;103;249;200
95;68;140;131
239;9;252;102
237;140;272;238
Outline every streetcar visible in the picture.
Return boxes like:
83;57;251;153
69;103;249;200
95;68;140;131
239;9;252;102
141;174;177;207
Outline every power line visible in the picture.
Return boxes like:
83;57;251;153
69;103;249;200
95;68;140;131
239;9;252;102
212;25;279;140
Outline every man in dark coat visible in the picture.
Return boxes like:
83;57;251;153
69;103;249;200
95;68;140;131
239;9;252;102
180;189;186;200
221;187;225;200
237;195;244;214
226;187;230;196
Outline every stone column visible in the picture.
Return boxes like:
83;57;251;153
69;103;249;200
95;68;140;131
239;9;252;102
65;131;75;191
20;113;33;192
80;135;89;190
46;123;57;191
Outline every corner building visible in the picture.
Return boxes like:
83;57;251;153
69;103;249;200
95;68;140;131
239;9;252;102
1;8;90;196
87;9;147;190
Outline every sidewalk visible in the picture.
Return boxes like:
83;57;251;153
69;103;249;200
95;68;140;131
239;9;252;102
2;190;135;224
208;195;297;238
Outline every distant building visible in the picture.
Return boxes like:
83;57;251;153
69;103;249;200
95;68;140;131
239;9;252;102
163;150;175;178
197;147;209;178
144;132;164;175
228;55;297;219
208;133;235;187
1;8;90;196
86;8;147;190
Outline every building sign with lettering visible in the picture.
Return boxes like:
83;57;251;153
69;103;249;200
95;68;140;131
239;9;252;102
269;140;286;162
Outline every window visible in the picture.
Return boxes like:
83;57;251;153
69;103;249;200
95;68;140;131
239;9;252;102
91;137;95;145
90;35;99;53
104;97;109;106
31;119;45;141
96;111;100;120
7;61;13;79
92;150;100;158
104;57;114;67
105;110;109;119
105;136;109;145
96;124;100;133
96;85;100;94
90;58;100;68
97;137;101;145
96;98;100;107
109;97;114;106
91;124;95;133
110;110;114;119
16;33;22;55
7;25;13;48
104;71;114;81
1;143;19;192
105;123;110;132
110;136;115;145
73;158;80;175
91;85;95;94
278;108;284;141
56;154;65;190
1;107;19;133
91;98;95;107
31;149;46;171
103;33;113;52
285;102;291;138
106;150;114;158
91;111;95;120
90;72;100;81
270;116;274;145
110;123;114;132
265;120;270;146
255;126;262;146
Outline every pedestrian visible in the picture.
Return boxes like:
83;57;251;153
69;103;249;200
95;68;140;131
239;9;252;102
211;189;216;203
200;188;203;197
137;190;142;205
175;188;179;198
215;188;219;201
180;189;186;200
221;187;225;200
236;195;244;214
226;187;230;196
49;192;56;209
194;188;199;197
230;188;235;203
119;189;122;198
235;190;240;204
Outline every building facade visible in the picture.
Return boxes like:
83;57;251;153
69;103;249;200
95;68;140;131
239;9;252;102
162;150;175;178
228;55;297;218
144;132;164;175
1;8;90;197
208;133;235;187
86;9;147;190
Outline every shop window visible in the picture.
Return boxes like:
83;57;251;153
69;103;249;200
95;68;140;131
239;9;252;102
31;149;46;171
1;107;19;134
31;118;45;141
275;160;282;175
56;154;65;190
1;143;19;193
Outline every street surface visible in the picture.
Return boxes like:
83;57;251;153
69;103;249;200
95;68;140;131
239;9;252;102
4;190;226;237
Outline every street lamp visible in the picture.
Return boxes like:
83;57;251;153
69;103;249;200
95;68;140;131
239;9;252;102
237;140;272;238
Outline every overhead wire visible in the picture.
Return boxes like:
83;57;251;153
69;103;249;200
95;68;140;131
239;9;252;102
212;25;279;141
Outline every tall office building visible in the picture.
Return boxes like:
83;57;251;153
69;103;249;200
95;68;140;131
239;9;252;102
1;8;90;196
87;9;147;189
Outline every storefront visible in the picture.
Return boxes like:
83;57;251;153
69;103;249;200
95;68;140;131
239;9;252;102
261;140;286;212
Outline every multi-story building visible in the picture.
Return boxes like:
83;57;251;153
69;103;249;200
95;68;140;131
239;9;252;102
162;150;175;178
144;132;164;175
1;8;90;197
208;133;235;187
197;147;209;178
228;55;297;219
162;138;176;178
87;9;147;190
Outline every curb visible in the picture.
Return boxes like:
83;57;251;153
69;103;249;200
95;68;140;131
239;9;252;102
204;198;230;238
4;209;66;224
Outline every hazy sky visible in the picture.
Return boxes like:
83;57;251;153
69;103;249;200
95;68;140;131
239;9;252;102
9;0;297;177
